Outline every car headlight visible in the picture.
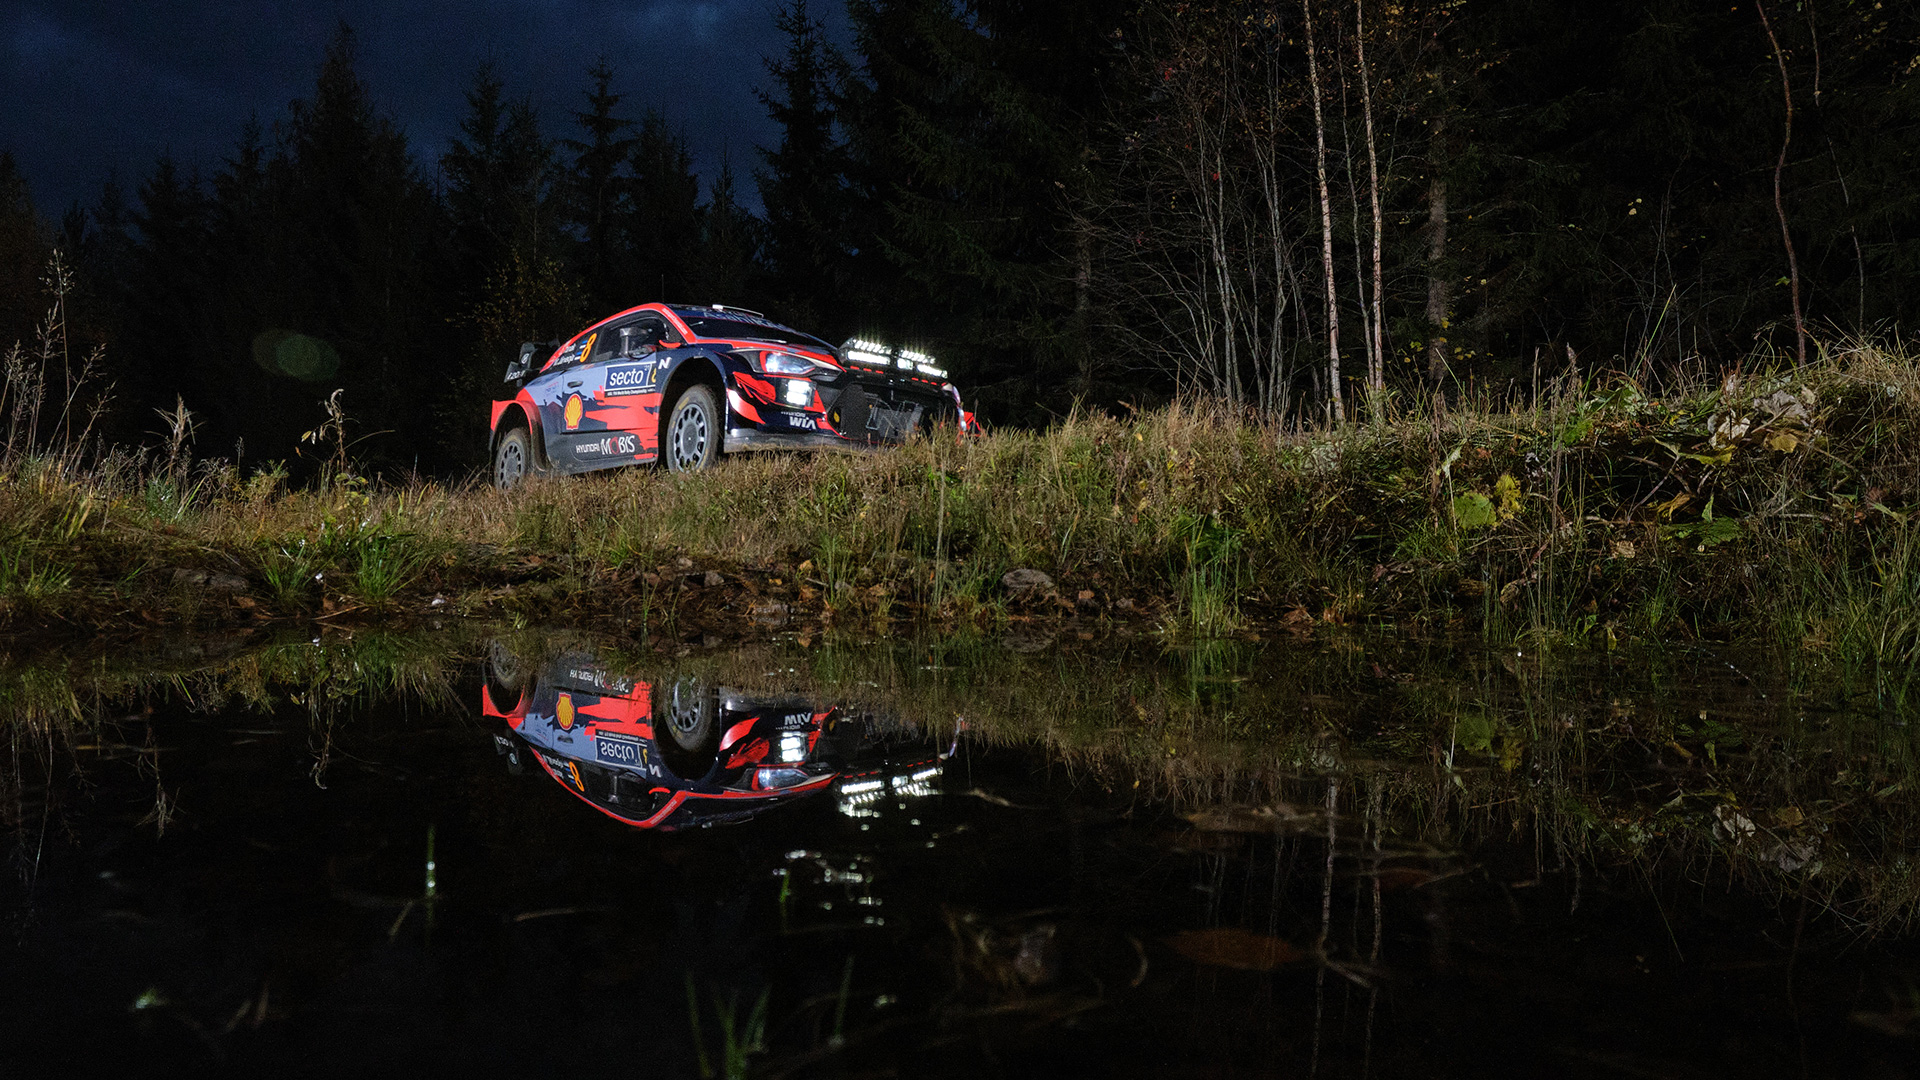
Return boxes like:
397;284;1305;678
758;351;817;376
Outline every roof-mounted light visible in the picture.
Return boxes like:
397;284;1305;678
839;338;946;378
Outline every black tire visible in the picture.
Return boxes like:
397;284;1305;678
483;640;528;713
655;676;719;781
664;385;721;472
494;425;534;489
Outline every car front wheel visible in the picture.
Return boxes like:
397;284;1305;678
494;426;534;489
665;385;721;472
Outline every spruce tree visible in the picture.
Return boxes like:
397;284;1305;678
756;0;849;328
839;0;1120;415
562;59;638;310
627;110;702;301
0;153;49;349
441;64;575;461
691;156;762;305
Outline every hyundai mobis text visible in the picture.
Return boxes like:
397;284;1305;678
481;645;945;831
488;304;978;487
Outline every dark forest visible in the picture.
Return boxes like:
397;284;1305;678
3;0;1917;473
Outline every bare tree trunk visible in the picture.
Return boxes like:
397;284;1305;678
1304;0;1344;422
1756;0;1808;365
1425;116;1450;389
1210;141;1242;405
1074;220;1092;396
1355;0;1387;415
1804;1;1866;330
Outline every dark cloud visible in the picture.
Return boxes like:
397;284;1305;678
1;0;845;217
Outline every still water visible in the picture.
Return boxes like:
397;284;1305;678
2;628;1917;1077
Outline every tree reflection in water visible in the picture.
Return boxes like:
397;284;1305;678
0;627;1916;1076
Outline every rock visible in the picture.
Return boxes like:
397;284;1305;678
1075;589;1099;612
1001;568;1054;598
171;568;250;593
675;556;694;570
704;570;726;587
1114;597;1137;613
1000;630;1055;653
749;600;790;627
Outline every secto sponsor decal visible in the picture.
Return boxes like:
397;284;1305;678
594;730;646;766
605;361;659;396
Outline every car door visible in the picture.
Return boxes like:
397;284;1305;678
597;315;675;461
528;325;643;472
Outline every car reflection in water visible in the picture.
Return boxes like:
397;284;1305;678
482;645;944;830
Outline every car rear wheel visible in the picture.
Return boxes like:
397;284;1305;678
656;676;719;780
483;639;527;713
494;426;534;489
665;385;721;472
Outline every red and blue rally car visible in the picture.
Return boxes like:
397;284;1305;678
482;644;944;831
489;304;976;487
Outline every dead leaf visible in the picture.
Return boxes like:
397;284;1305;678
1165;928;1302;971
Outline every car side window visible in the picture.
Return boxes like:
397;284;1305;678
588;326;623;363
617;317;672;357
543;336;589;371
649;317;681;347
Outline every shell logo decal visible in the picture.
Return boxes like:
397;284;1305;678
556;692;576;729
564;393;585;431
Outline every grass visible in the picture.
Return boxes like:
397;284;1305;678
8;271;1920;675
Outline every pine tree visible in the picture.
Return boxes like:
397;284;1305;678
691;156;762;304
755;0;849;327
444;64;562;289
627;109;702;301
441;64;576;461
0;152;49;349
562;59;638;309
839;0;1120;414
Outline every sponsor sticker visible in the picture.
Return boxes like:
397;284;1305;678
785;413;818;430
574;434;639;458
605;361;658;396
564;393;584;431
568;668;634;694
556;693;575;730
595;730;647;767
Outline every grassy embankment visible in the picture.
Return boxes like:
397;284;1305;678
4;341;1920;672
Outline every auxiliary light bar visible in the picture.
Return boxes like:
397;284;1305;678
840;338;947;379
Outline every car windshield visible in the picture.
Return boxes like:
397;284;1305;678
674;311;830;350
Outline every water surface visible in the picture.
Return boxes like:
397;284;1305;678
3;628;1917;1077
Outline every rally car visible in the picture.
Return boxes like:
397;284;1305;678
482;644;943;831
489;304;977;488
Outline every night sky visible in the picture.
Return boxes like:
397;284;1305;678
2;0;848;219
